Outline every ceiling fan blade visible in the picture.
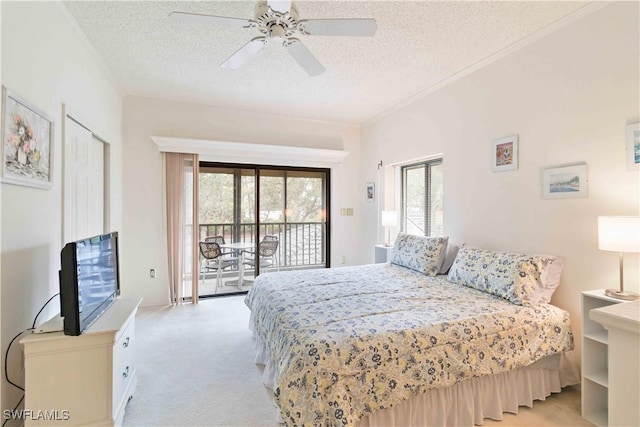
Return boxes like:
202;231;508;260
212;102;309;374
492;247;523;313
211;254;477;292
286;41;325;76
267;0;292;14
221;38;267;70
169;12;249;29
303;19;377;37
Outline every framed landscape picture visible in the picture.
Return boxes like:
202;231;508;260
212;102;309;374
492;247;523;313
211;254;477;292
1;86;54;189
491;135;518;172
366;182;375;202
542;163;588;199
626;122;640;171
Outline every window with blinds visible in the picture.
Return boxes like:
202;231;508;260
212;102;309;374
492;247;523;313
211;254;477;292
400;159;443;236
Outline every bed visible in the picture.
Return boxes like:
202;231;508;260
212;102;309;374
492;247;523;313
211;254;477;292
245;237;577;426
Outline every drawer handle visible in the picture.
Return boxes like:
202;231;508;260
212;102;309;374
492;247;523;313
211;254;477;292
122;337;130;348
122;366;130;379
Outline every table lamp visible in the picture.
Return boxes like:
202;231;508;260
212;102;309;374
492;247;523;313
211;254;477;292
381;210;397;247
598;216;640;300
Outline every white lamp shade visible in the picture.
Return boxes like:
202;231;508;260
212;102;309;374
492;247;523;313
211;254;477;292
598;216;640;253
381;210;397;227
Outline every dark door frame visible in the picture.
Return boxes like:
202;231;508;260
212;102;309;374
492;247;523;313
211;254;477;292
199;161;332;277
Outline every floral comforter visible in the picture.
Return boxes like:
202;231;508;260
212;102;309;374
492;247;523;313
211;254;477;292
245;263;574;427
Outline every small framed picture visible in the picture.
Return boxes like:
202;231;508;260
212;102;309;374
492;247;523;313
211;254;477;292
542;162;588;199
491;135;518;172
1;86;54;189
626;122;640;171
366;182;375;202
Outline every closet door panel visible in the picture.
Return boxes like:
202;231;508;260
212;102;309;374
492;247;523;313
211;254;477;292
64;117;104;242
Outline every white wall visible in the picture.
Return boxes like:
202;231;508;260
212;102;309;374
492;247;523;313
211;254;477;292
360;2;639;366
1;2;635;413
0;2;123;414
122;97;362;306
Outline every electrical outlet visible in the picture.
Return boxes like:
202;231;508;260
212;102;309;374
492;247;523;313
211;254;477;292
340;256;346;264
150;268;156;278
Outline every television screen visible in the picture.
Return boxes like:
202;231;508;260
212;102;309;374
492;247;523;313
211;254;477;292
60;232;120;335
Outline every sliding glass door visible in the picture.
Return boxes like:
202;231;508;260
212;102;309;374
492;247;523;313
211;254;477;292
198;163;329;297
283;170;327;267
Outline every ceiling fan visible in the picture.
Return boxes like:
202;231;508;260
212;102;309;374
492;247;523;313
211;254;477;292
169;0;377;76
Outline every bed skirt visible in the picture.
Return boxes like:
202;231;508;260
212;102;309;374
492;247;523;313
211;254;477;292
251;326;580;426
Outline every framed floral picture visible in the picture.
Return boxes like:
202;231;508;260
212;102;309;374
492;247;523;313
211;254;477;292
542;162;588;199
491;135;518;172
626;122;640;171
1;87;54;189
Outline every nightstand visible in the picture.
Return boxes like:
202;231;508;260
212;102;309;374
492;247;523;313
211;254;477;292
374;245;392;263
581;290;624;427
590;299;640;427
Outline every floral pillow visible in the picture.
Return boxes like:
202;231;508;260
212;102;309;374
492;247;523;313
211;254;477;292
390;233;448;276
446;245;562;306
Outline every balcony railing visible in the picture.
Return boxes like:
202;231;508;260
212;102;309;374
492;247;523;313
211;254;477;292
196;222;326;268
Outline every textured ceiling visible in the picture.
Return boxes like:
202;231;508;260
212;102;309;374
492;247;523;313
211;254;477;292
64;1;589;123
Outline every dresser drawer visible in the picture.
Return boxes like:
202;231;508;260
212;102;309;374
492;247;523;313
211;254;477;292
113;350;135;417
113;318;135;371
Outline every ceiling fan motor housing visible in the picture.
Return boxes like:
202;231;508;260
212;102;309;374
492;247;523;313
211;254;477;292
253;1;302;44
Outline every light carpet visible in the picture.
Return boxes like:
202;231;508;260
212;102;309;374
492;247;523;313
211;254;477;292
123;296;591;427
123;295;278;427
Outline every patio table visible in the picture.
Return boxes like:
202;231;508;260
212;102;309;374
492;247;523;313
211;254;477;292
220;242;255;289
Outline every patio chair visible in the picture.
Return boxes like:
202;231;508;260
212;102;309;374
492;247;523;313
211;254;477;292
204;235;234;256
198;241;238;289
243;236;279;273
204;235;225;244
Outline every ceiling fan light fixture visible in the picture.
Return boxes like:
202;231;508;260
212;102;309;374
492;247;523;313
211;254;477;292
269;24;286;39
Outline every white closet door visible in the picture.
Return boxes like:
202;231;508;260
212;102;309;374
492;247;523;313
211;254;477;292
64;118;104;242
88;135;104;235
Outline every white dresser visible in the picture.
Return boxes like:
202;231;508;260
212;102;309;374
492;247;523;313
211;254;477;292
21;298;142;426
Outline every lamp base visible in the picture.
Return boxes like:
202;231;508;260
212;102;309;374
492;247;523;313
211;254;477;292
605;288;640;301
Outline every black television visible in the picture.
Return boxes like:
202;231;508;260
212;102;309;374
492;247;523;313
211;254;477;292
59;231;121;336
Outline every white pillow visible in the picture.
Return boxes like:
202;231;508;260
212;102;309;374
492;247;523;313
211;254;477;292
438;245;459;274
537;257;565;303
